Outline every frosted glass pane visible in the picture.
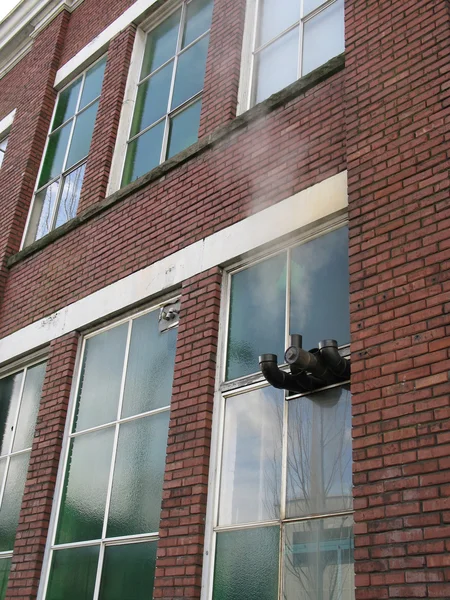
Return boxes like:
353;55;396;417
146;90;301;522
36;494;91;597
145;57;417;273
171;35;209;109
287;387;352;518
54;163;86;229
46;546;99;600
0;452;30;551
284;517;355;600
13;362;46;452
122;121;165;186
107;412;169;537
122;311;177;418
289;226;349;350
302;0;345;75
31;180;60;242
131;61;173;136
0;558;11;600
74;323;128;432
213;527;279;600
53;80;81;130
219;387;283;525
258;0;299;46
98;542;157;600
66;101;98;169
183;0;214;47
0;372;23;456
39;123;71;186
255;28;299;103
80;57;106;109
56;428;115;544
167;99;201;159
226;252;286;380
141;10;181;77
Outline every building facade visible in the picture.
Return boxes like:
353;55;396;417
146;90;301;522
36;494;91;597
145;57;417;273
0;0;449;598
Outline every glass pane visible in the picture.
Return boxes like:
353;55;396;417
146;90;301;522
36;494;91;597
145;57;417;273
0;452;30;551
73;323;128;432
171;34;209;109
0;558;11;600
54;163;86;229
183;0;214;48
46;546;99;600
53;79;82;130
167;99;201;159
56;427;115;544
219;387;283;525
287;387;352;518
39;122;71;187
66;101;99;170
284;516;355;600
289;226;349;350
107;411;169;537
80;57;107;109
254;27;299;104
302;0;345;76
122;121;165;186
0;372;23;456
141;10;181;77
98;541;157;600
304;0;329;15
258;0;299;47
13;362;46;452
226;252;286;381
30;180;60;243
131;61;174;137
213;527;279;600
122;310;177;418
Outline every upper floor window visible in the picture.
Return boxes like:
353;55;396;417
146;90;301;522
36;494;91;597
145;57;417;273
121;0;213;187
0;137;8;169
23;57;106;247
239;0;344;111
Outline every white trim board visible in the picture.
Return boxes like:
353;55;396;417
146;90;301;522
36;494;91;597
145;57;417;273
0;171;347;365
0;110;16;136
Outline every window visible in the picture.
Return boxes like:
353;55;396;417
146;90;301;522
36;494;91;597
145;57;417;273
207;225;354;600
23;57;106;246
42;304;178;600
239;0;344;110
121;0;213;187
0;137;7;169
0;361;47;599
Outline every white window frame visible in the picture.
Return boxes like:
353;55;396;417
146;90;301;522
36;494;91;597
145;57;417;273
0;109;16;169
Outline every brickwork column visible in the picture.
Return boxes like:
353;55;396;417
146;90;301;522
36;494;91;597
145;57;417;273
6;333;79;600
154;267;222;600
77;24;136;213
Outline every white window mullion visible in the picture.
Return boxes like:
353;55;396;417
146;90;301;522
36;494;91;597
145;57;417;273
92;542;106;600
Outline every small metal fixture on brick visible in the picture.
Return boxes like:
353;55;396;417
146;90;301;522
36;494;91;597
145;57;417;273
159;300;180;332
259;334;350;395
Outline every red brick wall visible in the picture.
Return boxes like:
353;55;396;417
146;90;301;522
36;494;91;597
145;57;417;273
0;54;32;120
346;0;450;597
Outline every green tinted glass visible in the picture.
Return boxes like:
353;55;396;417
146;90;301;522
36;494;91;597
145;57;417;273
0;452;30;551
80;58;106;109
0;372;23;456
53;79;82;130
39;123;71;187
13;362;46;452
167;99;201;159
141;10;181;77
171;34;209;109
46;546;99;600
122;121;165;186
131;62;174;137
183;0;214;48
0;558;11;600
66;101;99;170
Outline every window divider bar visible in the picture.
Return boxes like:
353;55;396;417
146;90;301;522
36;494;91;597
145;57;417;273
253;20;301;55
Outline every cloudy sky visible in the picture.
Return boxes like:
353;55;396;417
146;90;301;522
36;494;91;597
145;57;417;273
0;0;23;24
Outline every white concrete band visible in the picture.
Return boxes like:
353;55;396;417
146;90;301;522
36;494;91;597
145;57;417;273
0;110;16;136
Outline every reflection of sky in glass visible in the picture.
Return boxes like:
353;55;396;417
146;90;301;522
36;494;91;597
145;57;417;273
35;180;60;241
55;164;85;228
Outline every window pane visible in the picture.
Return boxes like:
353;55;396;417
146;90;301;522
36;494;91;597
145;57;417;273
80;57;107;109
0;452;30;551
258;0;299;47
13;362;46;452
73;323;128;432
66;101;99;170
213;527;279;600
284;516;355;600
303;0;329;15
167;99;201;159
131;61;174;137
0;372;23;456
30;181;60;243
289;226;350;350
56;427;115;544
53;80;82;130
254;27;299;104
286;387;352;518
122;121;165;186
219;387;283;525
141;10;181;78
122;311;177;418
226;252;286;381
171;34;209;109
0;558;11;600
183;0;214;48
107;411;169;537
302;0;345;76
54;163;86;229
98;541;157;600
46;546;99;600
39;122;71;187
